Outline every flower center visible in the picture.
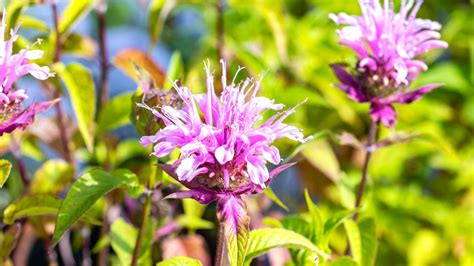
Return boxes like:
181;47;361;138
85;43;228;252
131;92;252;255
0;99;22;123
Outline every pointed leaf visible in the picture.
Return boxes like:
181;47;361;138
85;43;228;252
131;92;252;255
59;0;95;35
165;51;184;89
52;169;138;246
264;187;289;211
324;209;358;237
156;256;203;266
148;0;175;48
110;218;152;265
344;219;361;264
245;228;329;263
304;189;323;243
359;218;377;266
54;63;96;151
0;160;12;188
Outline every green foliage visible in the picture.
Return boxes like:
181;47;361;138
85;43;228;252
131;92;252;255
30;160;74;195
110;218;153;265
156;256;202;266
0;223;21;262
97;93;133;134
3;194;60;225
52;169;139;246
59;0;96;35
0;160;12;188
245;228;329;264
54;63;96;151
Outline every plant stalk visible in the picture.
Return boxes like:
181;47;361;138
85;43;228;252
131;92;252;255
352;120;378;221
216;0;225;61
97;0;109;110
131;193;152;266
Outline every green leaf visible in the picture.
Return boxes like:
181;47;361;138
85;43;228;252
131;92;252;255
344;219;361;264
165;51;184;89
323;210;358;237
329;256;358;266
176;215;213;230
301;140;341;182
0;159;12;188
59;0;96;35
0;223;21;261
30;160;74;195
344;218;377;266
62;33;97;59
156;256;203;266
359;218;377;266
264;187;289;211
52;169;138;246
148;0;175;48
110;218;152;266
245;228;329;263
281;215;312;239
92;235;110;254
97;92;133;134
54;63;96;151
3;194;60;225
19;15;49;31
304;189;323;243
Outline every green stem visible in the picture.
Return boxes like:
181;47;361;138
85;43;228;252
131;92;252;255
131;193;152;266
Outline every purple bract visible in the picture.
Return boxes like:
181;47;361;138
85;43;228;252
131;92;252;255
330;0;448;127
140;60;311;204
0;12;56;136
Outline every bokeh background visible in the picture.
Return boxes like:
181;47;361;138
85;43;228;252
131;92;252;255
1;0;473;265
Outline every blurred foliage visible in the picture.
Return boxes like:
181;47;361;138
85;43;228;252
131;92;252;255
0;0;472;265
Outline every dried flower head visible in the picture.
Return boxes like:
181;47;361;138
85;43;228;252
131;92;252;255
0;11;56;136
330;0;448;127
140;60;311;204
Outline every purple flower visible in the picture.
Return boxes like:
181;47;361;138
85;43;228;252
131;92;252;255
0;12;56;136
330;0;448;127
140;61;311;204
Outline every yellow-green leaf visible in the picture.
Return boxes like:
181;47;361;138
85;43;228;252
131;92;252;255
0;160;12;188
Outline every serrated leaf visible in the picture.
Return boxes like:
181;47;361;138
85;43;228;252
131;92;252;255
304;189;323;243
30;159;74;195
113;49;166;87
156;256;203;266
3;194;60;225
0;159;12;188
52;169;138;246
54;63;96;151
245;228;329;263
97;92;133;134
0;223;21;261
264;187;289;211
59;0;95;35
110;218;152;266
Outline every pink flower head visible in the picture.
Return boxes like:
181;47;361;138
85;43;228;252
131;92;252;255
0;11;56;136
140;60;311;204
330;0;448;127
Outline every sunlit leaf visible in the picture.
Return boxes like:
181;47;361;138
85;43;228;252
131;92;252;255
0;160;12;188
301;140;341;182
165;50;184;89
110;218;152;265
304;189;323;243
30;160;74;195
148;0;175;48
176;215;213;230
3;194;60;225
156;256;202;266
97;92;133;134
59;0;96;35
54;63;96;151
344;218;377;266
52;169;138;246
329;256;358;266
62;33;98;58
245;228;329;263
